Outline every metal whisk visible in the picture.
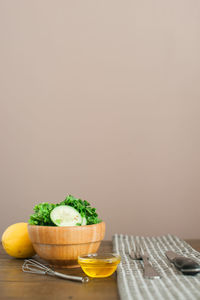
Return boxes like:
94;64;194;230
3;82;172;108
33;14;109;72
22;259;89;283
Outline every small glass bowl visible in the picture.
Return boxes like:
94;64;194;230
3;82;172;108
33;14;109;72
78;253;121;278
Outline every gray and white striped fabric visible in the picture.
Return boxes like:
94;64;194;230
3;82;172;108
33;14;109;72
112;234;200;300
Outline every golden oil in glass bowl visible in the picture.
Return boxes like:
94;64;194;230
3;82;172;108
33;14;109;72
78;253;121;278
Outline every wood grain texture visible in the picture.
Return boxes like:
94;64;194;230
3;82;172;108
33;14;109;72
28;222;105;267
0;240;199;300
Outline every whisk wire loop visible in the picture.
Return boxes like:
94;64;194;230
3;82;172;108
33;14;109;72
22;259;52;275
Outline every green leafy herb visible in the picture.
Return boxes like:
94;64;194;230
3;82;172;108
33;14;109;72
28;202;57;226
28;195;102;226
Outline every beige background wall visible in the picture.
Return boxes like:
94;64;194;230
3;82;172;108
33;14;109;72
0;0;200;239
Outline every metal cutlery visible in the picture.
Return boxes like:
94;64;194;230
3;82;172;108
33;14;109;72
129;242;160;279
165;251;200;275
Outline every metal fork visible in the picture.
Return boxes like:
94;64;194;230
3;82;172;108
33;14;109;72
129;242;160;279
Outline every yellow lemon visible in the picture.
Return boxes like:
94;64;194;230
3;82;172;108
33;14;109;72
1;222;36;258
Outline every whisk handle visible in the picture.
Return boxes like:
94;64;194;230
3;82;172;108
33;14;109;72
53;271;89;283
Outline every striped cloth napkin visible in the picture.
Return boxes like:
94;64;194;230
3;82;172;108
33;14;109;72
112;234;200;300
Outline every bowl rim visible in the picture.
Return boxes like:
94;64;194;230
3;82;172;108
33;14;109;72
28;221;105;229
78;252;121;263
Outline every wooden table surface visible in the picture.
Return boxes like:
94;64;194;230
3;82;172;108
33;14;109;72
1;240;200;300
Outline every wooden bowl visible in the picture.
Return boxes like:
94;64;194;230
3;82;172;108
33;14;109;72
28;222;105;268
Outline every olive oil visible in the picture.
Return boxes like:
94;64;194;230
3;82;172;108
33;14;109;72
78;253;120;278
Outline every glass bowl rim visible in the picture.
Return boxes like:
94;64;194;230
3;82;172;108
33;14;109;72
78;252;121;263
